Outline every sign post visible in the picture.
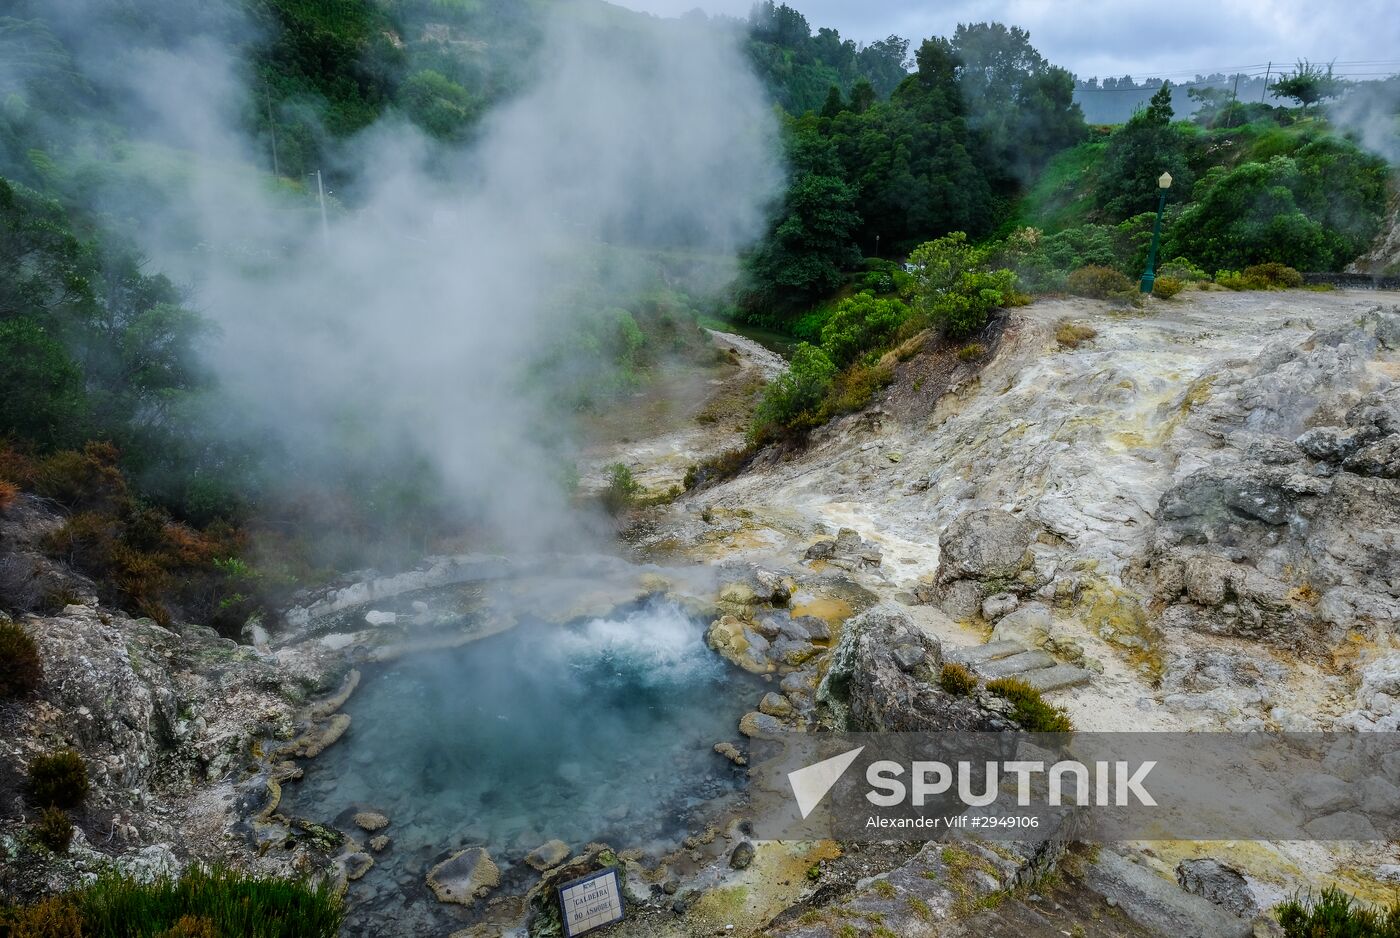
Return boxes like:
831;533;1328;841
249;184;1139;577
558;868;625;937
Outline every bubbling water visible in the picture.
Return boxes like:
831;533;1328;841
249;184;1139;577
280;599;760;927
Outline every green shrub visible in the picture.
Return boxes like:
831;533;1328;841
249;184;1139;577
600;464;642;516
1065;265;1134;300
1151;276;1184;299
939;662;978;696
1158;256;1209;282
27;750;88;809
907;233;1019;338
1055;322;1098;348
1215;262;1304;290
0;621;42;698
819;295;910;366
1276;886;1400;937
34;806;73;852
956;343;986;362
750;343;837;442
985;677;1074;732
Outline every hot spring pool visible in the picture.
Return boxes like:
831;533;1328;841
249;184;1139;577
280;599;763;924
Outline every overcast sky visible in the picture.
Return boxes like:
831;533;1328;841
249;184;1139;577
607;0;1400;83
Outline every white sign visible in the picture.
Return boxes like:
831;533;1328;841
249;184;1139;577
559;868;624;937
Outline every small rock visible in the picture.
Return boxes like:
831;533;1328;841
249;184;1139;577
1176;858;1259;918
342;852;374;881
354;811;389;832
758;692;794;718
738;711;785;739
525;839;570;872
364;610;397;626
713;742;747;766
730;842;756;870
981;592;1019;621
427;847;500;905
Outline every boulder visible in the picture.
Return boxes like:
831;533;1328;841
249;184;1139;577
729;842;755;870
1344;436;1400;478
990;603;1054;648
706;616;774;674
428;847;500;905
1175;858;1259;918
820;606;1011;733
936;509;1036;584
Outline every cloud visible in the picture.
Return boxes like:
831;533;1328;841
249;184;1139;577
610;0;1400;82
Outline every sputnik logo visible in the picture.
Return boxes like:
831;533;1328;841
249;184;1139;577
788;746;864;819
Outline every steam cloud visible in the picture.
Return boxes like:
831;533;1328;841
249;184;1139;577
29;0;782;551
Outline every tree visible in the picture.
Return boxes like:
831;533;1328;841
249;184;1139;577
1094;82;1194;221
849;78;876;114
819;294;910;366
1271;60;1344;115
950;23;1086;183
820;85;845;119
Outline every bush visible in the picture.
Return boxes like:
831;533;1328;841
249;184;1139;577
0;480;17;511
818;363;893;419
1218;262;1304;290
683;445;757;491
819;295;910;367
1158;256;1209;282
0;621;42;698
956;343;986;362
985;677;1074;732
34;806;73;852
27;750;88;809
907;233;1019;338
1055;322;1098;348
1151;276;1184;299
600;464;642;516
939;662;978;696
1276;886;1400;937
0;896;84;937
1065;265;1135;300
750;343;837;442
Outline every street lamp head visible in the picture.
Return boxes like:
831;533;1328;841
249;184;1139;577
1158;171;1173;189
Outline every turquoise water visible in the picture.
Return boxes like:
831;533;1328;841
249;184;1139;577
281;599;762;931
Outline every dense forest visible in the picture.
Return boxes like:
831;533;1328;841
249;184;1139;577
0;0;1395;631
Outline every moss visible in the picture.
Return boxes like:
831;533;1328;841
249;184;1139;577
871;879;896;898
907;896;932;921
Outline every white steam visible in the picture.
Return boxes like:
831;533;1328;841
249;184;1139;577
43;1;783;550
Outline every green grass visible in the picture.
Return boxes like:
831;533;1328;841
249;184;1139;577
985;677;1074;732
1276;887;1400;937
1;866;345;938
1015;140;1107;231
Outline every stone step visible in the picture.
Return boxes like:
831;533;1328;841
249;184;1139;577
946;640;1028;666
974;650;1057;679
1016;664;1093;692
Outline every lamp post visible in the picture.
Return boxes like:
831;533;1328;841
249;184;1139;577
1139;171;1172;293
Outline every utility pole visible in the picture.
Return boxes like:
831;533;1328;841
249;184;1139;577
314;169;329;250
266;86;280;176
1261;62;1272;102
1229;72;1241;126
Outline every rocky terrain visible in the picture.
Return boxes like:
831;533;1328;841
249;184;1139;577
3;290;1399;937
